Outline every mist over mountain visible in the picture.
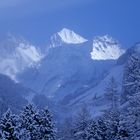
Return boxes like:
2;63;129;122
0;35;43;81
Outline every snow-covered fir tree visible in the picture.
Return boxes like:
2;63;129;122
86;120;98;140
19;104;38;140
103;109;121;140
119;92;140;140
19;104;55;140
73;106;91;140
96;118;108;140
35;107;55;140
119;53;140;139
122;54;140;102
0;109;19;140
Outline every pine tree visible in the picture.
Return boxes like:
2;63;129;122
120;93;140;139
0;109;19;140
103;109;120;140
19;104;38;140
36;107;55;140
120;54;140;139
19;104;55;140
86;120;98;140
105;77;119;109
96;118;108;140
122;54;140;102
73;106;91;140
118;113;130;140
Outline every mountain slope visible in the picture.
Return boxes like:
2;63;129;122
67;42;140;116
0;74;29;115
19;29;124;104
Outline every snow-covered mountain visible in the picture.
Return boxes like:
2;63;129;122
50;28;88;47
0;35;43;81
19;29;126;103
0;29;128;117
50;29;125;60
91;35;125;60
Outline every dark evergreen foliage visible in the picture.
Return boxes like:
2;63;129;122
0;105;55;140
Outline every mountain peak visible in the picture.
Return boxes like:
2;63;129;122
50;28;88;47
91;35;125;60
58;28;88;44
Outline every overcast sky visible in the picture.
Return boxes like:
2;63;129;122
0;0;140;47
